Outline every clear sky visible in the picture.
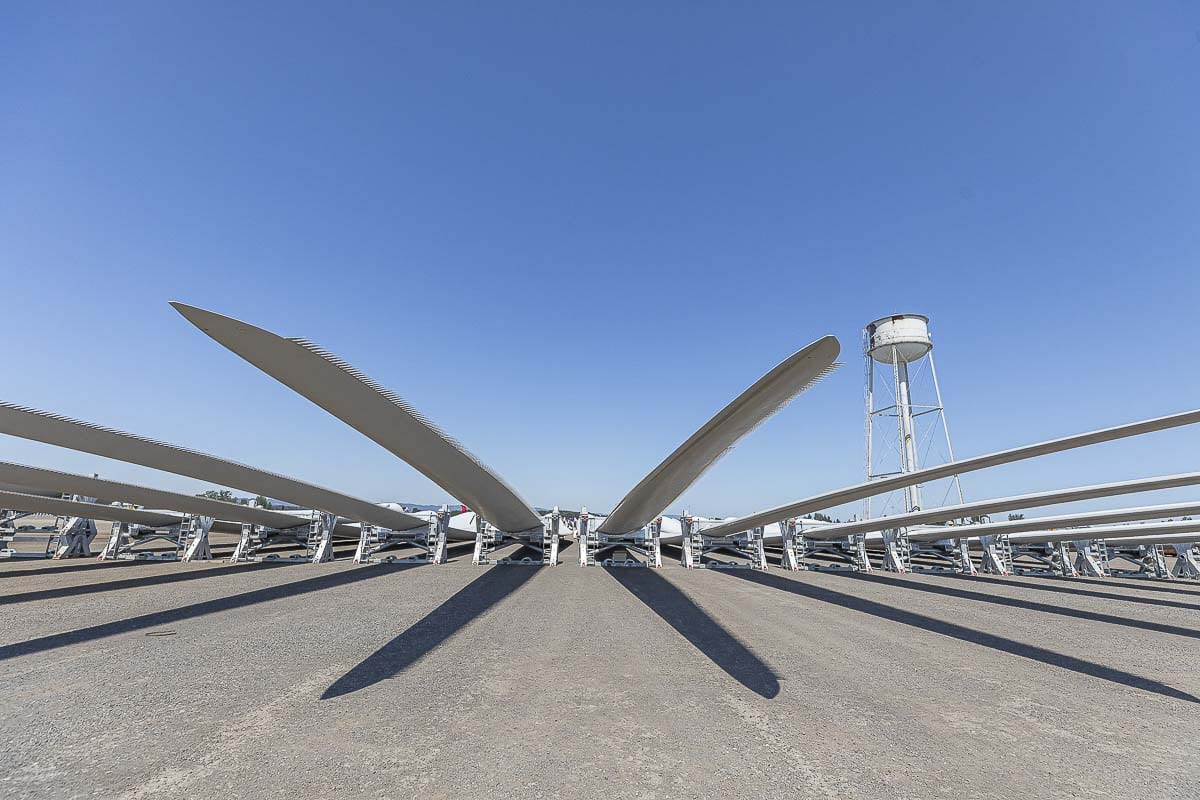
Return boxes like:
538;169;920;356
2;3;1199;521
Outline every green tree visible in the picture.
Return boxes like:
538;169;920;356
254;495;274;509
198;489;237;503
1008;513;1025;521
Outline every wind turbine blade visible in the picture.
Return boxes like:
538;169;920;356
701;407;1200;539
806;472;1200;541
0;403;426;531
0;483;60;498
0;461;312;530
172;302;542;533
598;336;841;534
909;500;1200;543
1062;519;1200;546
0;489;184;528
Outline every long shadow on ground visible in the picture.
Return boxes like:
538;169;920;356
322;565;541;699
0;564;418;661
607;567;780;699
0;559;157;579
0;561;292;605
950;574;1200;612
828;572;1200;640
1054;576;1200;597
712;569;1199;705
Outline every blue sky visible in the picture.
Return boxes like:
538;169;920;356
2;3;1199;520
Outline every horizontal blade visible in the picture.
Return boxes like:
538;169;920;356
807;472;1200;541
599;336;840;534
0;482;61;498
909;500;1200;543
1064;520;1200;546
0;461;311;530
172;302;541;533
700;407;1200;539
0;402;426;532
0;490;183;527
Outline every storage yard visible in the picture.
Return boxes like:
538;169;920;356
7;6;1199;797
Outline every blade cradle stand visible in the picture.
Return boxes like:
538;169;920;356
888;530;976;575
98;515;214;561
577;510;660;568
778;519;872;572
1106;542;1176;581
979;534;1014;575
1171;543;1200;579
1;510;98;560
355;507;449;565
230;512;338;563
1007;539;1109;579
0;494;103;559
679;515;766;570
0;509;43;559
475;508;561;566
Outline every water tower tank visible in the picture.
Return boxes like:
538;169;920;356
866;314;933;365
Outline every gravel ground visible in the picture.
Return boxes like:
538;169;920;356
2;542;1198;799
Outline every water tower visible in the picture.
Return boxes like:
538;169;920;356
863;314;963;519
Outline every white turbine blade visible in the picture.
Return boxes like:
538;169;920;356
1067;519;1200;546
599;336;841;534
701;407;1200;539
0;482;60;498
909;500;1200;543
172;302;542;533
0;489;183;528
0;402;426;532
807;472;1200;541
0;461;312;531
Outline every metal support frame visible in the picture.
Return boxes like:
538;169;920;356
179;516;214;561
579;509;597;566
354;510;448;565
475;509;560;566
780;518;804;571
1107;544;1174;580
979;534;1013;575
0;508;27;531
777;518;872;571
0;505;100;560
894;536;977;575
679;515;702;569
0;511;65;559
1009;540;1080;578
48;515;99;559
307;512;337;563
229;513;339;563
98;516;213;562
1071;539;1110;578
880;527;912;573
678;517;768;570
950;537;976;575
576;509;658;568
1171;543;1200;579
